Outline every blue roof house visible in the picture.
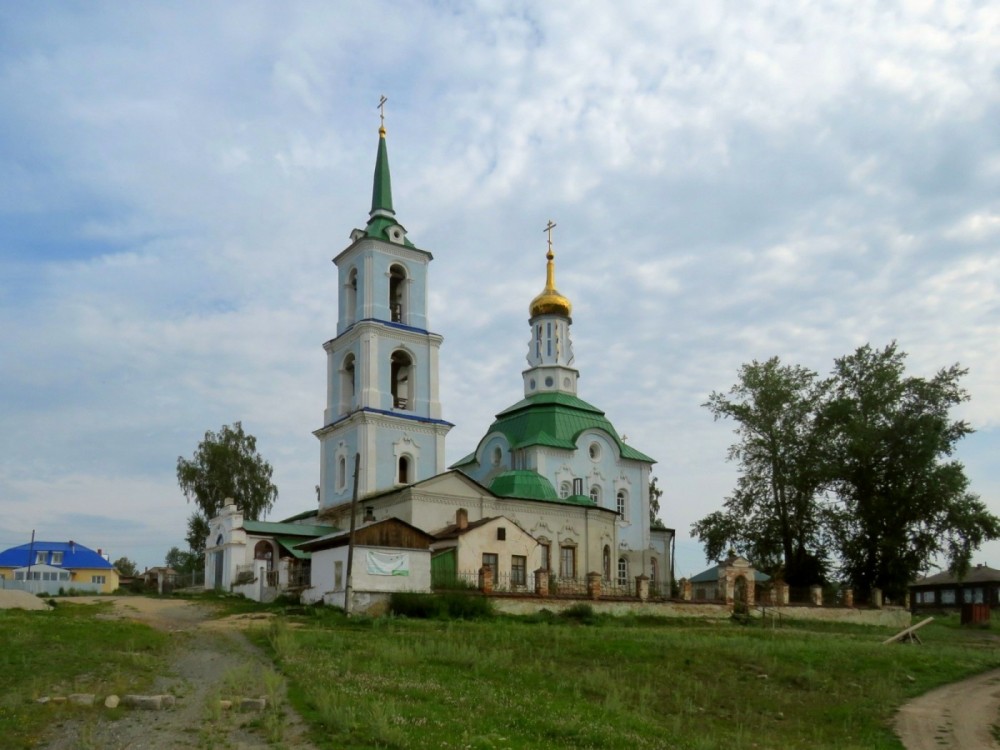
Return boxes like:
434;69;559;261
0;540;118;594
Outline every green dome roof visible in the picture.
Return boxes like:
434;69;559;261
453;392;654;468
489;470;558;501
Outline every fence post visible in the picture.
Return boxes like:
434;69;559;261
679;578;692;601
535;568;549;597
809;585;823;606
586;572;602;601
635;574;649;602
871;587;883;609
478;566;493;594
842;587;854;608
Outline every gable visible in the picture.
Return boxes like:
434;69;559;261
409;470;490;500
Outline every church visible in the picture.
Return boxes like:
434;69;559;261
205;115;674;604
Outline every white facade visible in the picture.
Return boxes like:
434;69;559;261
315;130;451;511
303;543;431;608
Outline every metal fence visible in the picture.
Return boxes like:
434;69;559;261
0;578;103;595
433;570;674;601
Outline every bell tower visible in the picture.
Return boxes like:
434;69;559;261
315;105;452;511
523;221;580;397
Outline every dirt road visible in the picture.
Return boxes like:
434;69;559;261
895;668;1000;750
40;596;317;750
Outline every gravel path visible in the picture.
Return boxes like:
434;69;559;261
895;668;1000;750
38;597;318;750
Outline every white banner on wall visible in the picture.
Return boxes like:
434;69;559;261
366;550;410;577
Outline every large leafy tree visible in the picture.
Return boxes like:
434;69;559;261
113;556;138;577
821;343;999;599
692;358;829;585
176;422;278;556
649;476;666;529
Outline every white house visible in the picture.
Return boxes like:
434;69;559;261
298;517;434;612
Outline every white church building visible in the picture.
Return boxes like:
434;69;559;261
205;116;674;605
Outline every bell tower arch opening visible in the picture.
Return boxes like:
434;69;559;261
390;350;412;409
389;264;407;323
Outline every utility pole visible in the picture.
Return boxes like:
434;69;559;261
26;529;36;584
343;453;361;616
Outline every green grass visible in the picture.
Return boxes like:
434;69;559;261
250;609;1000;750
0;601;170;749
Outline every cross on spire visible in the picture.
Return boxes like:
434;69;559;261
377;95;388;131
543;220;557;257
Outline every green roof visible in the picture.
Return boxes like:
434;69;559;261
489;470;558;501
274;537;312;560
690;564;771;584
364;129;415;247
371;130;393;215
242;521;335;538
453;392;654;466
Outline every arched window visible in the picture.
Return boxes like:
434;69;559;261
337;455;347;491
589;485;601;504
254;541;273;572
390;351;412;409
389;264;407;323
398;455;410;484
603;545;611;581
559;481;570;499
341;354;356;412
650;558;658;590
345;267;358;322
616;490;627;520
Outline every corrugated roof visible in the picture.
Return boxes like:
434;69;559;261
0;541;113;570
912;564;1000;587
452;392;654;466
273;537;313;560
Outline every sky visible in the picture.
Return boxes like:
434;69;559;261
1;2;998;578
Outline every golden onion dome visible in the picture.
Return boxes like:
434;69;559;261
529;248;572;318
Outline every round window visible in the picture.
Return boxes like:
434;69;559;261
529;379;536;390
545;376;554;387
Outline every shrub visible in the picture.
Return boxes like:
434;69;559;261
389;593;443;619
389;592;493;620
559;603;596;623
438;592;493;620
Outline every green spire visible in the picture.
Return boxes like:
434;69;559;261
370;127;394;217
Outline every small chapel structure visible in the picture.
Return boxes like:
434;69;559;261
205;111;674;607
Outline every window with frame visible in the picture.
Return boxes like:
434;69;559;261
616;490;627;519
35;551;46;564
940;588;956;604
337;455;347;491
511;555;527;586
618;557;629;587
92;575;106;584
559;546;576;578
51;551;63;565
497;527;506;541
589;485;601;504
334;561;344;590
482;553;498;574
539;543;550;571
559;482;570;499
